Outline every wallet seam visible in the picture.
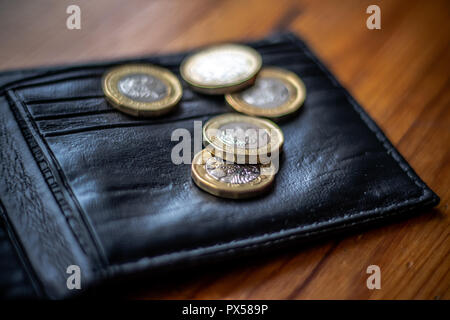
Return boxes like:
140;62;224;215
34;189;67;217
103;196;436;275
5;89;109;271
286;33;429;194
0;198;44;297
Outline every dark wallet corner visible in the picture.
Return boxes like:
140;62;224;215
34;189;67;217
0;32;439;299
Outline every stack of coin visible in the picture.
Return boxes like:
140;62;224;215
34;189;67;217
192;113;283;199
180;44;305;199
101;43;306;199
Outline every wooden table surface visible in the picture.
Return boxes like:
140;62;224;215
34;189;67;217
0;0;448;299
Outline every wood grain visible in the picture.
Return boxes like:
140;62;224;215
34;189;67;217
0;0;448;299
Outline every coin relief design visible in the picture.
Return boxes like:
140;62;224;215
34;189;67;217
205;156;260;184
218;122;270;149
117;73;168;102
203;114;284;164
240;77;289;108
191;149;275;199
181;45;262;94
225;67;306;119
188;50;254;85
102;64;182;117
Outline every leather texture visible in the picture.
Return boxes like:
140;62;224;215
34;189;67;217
0;33;439;299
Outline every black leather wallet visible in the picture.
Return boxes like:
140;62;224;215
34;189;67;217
0;33;439;299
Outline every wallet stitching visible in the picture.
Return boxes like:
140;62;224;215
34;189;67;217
26;94;200;106
26;95;105;105
104;196;436;274
41;112;225;137
286;33;429;193
0;34;434;280
11;73;105;91
0;199;45;297
6;89;109;270
34;109;117;121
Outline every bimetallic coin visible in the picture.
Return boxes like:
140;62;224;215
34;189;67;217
102;64;182;117
205;156;260;184
180;44;262;94
191;149;275;199
203;113;284;164
225;67;306;119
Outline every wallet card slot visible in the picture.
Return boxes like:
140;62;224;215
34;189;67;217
28;97;112;119
36;107;224;137
11;60;324;134
30;70;332;137
30;94;225;136
18;66;323;122
17;76;104;103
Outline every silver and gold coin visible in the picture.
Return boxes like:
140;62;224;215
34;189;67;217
180;44;262;94
191;149;275;199
102;64;182;117
203;113;284;163
225;67;306;119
